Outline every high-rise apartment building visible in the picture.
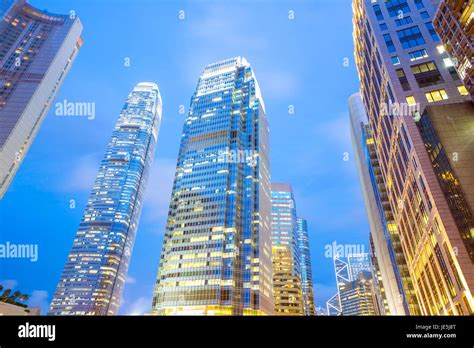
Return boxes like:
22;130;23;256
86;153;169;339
151;57;273;316
433;0;473;98
296;218;316;315
0;0;83;198
349;92;419;315
353;0;473;315
49;82;162;315
270;183;304;316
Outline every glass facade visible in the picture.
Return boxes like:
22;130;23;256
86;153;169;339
48;82;162;315
296;218;316;316
349;92;418;315
353;0;473;315
270;183;303;315
339;271;377;316
434;0;474;98
151;57;273;316
0;0;83;198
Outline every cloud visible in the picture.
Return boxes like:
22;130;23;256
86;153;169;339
123;296;151;316
28;290;49;314
0;279;18;290
60;153;100;192
125;276;136;284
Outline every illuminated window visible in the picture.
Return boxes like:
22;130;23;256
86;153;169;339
408;48;428;61
425;89;448;102
443;58;454;68
406;96;417;106
436;45;445;54
457;85;469;96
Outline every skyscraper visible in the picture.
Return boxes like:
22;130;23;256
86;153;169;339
151;57;273;316
339;271;378;316
433;0;473;99
271;183;304;316
0;0;83;198
349;92;419;315
49;82;162;315
296;218;316;316
353;0;473;315
327;252;372;315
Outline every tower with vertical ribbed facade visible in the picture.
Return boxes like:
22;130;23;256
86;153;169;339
296;218;316;315
49;82;162;315
0;0;83;198
151;57;273;316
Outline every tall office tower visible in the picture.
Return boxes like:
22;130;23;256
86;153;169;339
434;0;473;99
296;218;316;315
151;57;273;316
326;253;372;315
49;82;162;316
0;0;83;198
349;92;419;315
270;184;304;316
339;271;378;316
353;0;473;315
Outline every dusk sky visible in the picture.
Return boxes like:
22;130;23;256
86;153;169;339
0;0;370;314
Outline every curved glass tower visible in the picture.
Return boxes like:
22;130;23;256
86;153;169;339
0;0;83;198
49;82;162;315
152;57;273;316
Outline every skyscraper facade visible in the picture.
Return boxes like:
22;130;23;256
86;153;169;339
327;252;373;315
49;82;162;315
0;0;83;198
151;57;274;316
353;0;473;315
433;0;473;99
296;218;316;315
349;92;419;315
339;271;378;316
270;183;304;316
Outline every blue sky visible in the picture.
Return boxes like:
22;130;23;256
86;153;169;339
0;0;369;314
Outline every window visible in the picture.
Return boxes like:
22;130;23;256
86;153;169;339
415;0;425;9
425;22;439;41
457;85;469;96
392;56;401;65
385;0;411;18
425;89;448;102
411;61;444;87
380;23;388;31
406;96;417;106
397;68;411;91
443;58;454;68
420;11;429;19
373;4;384;20
408;48;428;61
436;45;445;54
384;33;396;53
395;15;413;26
397;26;425;48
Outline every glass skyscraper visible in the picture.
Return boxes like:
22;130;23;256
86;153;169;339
0;0;83;198
353;0;473;315
349;92;419;315
49;82;162;315
271;183;304;315
151;57;274;316
296;218;316;316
